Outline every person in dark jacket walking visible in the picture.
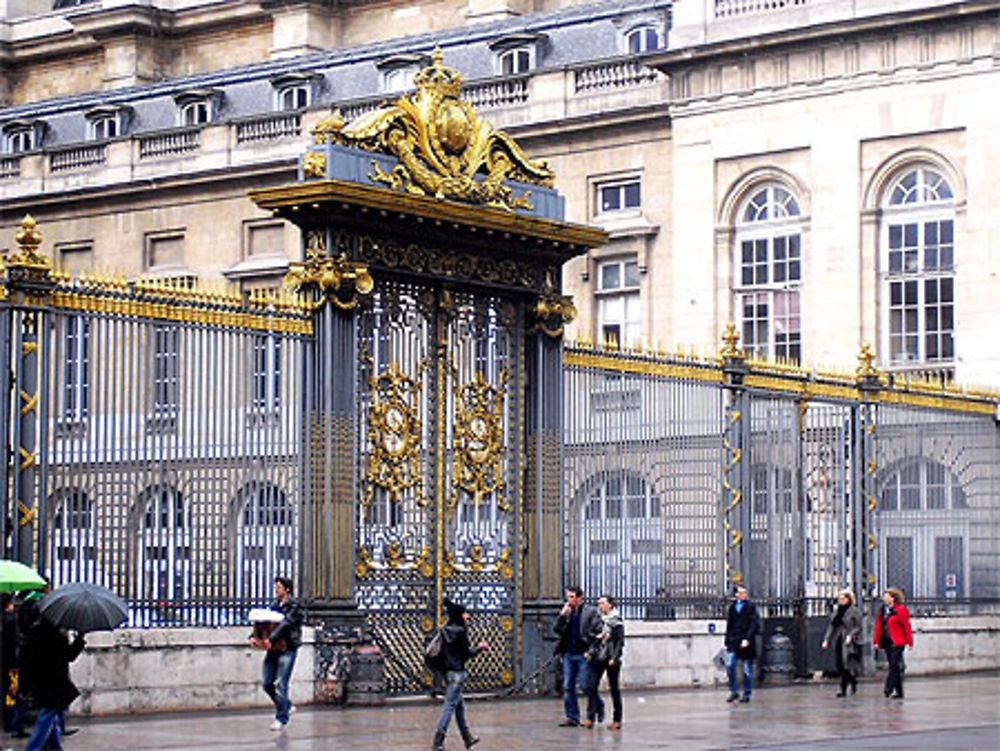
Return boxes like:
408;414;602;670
873;587;913;699
822;588;863;697
553;585;602;727
724;585;760;703
20;615;85;751
432;598;487;751
250;576;304;731
585;594;625;729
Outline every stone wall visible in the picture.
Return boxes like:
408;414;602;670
69;626;315;716
62;616;998;715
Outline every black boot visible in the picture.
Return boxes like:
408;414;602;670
432;730;446;751
461;728;480;748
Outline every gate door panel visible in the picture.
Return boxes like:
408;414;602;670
356;282;521;692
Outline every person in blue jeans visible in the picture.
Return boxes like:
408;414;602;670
553;585;602;727
251;576;303;731
432;598;487;751
724;585;760;703
20;615;85;751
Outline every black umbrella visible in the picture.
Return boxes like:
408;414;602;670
39;582;128;633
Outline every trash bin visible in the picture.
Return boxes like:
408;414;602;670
762;628;795;685
346;643;386;705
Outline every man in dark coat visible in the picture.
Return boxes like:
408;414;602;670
724;585;760;703
554;585;602;727
20;616;85;751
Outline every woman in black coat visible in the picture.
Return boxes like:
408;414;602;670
432;599;487;751
822;589;863;696
20;616;85;751
586;595;625;729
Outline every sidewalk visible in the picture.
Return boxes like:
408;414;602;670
8;672;998;751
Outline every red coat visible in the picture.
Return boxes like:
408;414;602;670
873;603;913;648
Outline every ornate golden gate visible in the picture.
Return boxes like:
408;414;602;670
252;51;606;693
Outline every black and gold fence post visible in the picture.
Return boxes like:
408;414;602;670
522;292;576;692
3;216;56;566
854;343;882;604
720;323;750;593
285;228;373;619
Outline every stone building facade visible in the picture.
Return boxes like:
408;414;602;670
3;0;997;385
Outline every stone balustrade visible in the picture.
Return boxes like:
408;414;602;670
138;127;201;159
575;59;660;93
715;0;809;18
49;143;108;172
465;75;529;109
0;156;19;179
235;112;302;145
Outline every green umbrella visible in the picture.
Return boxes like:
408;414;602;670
0;560;46;594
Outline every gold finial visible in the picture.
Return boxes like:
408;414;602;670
7;215;53;277
720;322;744;360
856;341;879;382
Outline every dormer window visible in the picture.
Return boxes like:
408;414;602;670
489;32;546;76
173;89;222;127
625;24;660;53
499;48;531;75
376;53;428;94
181;102;209;126
270;71;321;112
85;105;131;141
2;119;45;154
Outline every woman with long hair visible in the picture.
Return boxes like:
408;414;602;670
873;587;913;699
584;594;625;729
822;589;863;696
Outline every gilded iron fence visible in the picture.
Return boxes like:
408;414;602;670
1;228;313;627
563;339;1000;619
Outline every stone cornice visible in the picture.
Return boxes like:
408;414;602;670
651;1;1000;71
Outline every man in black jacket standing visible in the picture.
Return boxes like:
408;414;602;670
724;585;760;703
251;576;303;731
554;586;602;727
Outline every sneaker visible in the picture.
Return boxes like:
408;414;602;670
289;705;297;715
558;719;579;727
739;695;751;703
726;692;739;703
270;721;285;731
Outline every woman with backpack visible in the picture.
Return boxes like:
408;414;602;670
431;598;488;750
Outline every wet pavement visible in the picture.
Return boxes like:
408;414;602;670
10;672;998;751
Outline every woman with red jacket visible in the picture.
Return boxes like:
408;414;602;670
873;588;913;699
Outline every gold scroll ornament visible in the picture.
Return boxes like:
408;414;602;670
311;49;554;212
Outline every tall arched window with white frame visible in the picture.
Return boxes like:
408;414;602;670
733;183;803;361
880;166;956;376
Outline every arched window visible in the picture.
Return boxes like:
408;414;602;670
733;183;803;361
137;485;190;617
570;472;661;617
878;457;969;599
235;483;296;602
881;166;956;374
